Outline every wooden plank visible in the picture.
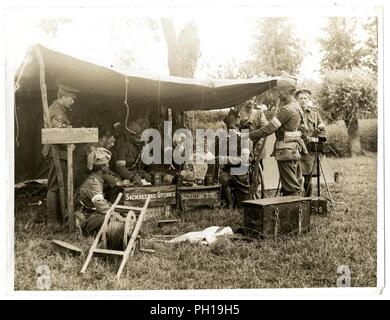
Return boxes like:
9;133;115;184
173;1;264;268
123;185;176;207
177;184;221;191
42;128;98;144
67;144;74;232
34;46;66;223
114;205;142;212
93;248;125;256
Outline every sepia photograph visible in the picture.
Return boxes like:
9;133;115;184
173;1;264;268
5;2;383;294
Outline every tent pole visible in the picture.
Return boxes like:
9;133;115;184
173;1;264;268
34;46;67;226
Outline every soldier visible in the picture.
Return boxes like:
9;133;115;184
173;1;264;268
243;76;306;196
74;127;129;190
75;148;113;236
295;89;327;196
226;99;269;155
114;120;151;185
218;130;253;209
42;84;79;227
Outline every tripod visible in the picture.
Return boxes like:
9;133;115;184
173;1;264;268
305;142;348;213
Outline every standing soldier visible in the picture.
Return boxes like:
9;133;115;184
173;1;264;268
295;89;327;196
42;84;79;228
220;99;268;207
243;77;306;196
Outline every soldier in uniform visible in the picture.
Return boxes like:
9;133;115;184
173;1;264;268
218;129;253;209
114;120;151;185
295;89;327;196
75;148;114;235
74;127;129;190
42;84;79;226
220;100;268;208
243;77;306;196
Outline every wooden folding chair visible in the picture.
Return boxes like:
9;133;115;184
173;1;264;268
80;193;151;280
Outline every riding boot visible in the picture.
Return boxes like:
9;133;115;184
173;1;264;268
46;190;61;224
223;186;234;209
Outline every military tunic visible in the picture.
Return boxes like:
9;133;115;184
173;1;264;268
249;99;304;195
78;171;111;235
226;107;269;159
219;137;253;208
43;100;72;223
300;106;327;175
115;139;150;184
74;143;121;189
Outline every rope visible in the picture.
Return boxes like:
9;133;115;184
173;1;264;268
106;219;126;251
14;45;33;148
124;76;136;135
157;80;161;131
105;211;136;251
319;157;349;213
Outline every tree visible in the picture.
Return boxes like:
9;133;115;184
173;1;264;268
161;18;201;131
251;18;304;77
317;69;377;156
319;17;363;71
249;18;304;108
35;18;73;38
362;17;378;74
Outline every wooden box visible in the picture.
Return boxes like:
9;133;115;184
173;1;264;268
177;184;221;213
310;196;328;215
123;185;176;207
242;196;312;239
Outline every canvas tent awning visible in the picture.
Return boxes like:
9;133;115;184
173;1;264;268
14;44;278;183
17;44;277;111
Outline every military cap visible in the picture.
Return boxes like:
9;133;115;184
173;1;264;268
294;88;312;98
276;76;298;90
57;84;79;99
87;147;112;170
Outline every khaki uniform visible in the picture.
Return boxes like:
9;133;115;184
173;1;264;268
74;143;121;189
226;108;269;159
42;100;72;223
115;138;150;184
78;172;111;235
300;106;327;196
249;99;304;196
219;142;252;208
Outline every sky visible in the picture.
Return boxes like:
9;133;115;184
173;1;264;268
5;8;376;83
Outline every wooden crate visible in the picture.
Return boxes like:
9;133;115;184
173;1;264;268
242;196;311;239
123;185;176;207
177;184;221;213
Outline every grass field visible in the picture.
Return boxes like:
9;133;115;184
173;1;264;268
14;154;377;290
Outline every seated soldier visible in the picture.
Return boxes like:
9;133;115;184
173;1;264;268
75;148;114;236
74;127;130;190
218;131;253;209
114;120;151;185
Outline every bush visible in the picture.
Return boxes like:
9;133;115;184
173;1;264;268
359;119;377;152
317;69;377;122
325;119;377;157
325;122;350;157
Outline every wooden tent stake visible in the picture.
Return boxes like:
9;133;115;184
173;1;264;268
34;46;66;224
